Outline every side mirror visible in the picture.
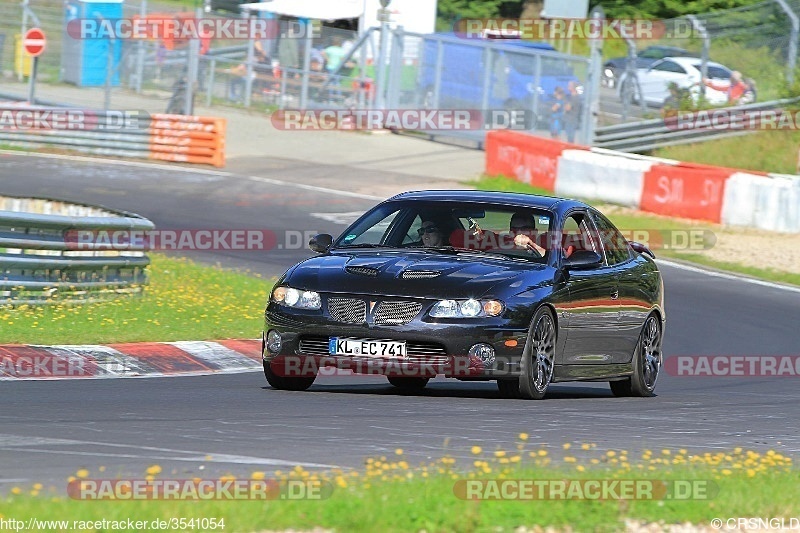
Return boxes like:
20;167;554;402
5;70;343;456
308;234;333;254
563;250;603;270
630;241;656;259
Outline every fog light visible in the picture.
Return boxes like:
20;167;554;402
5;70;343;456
468;343;495;365
267;330;282;354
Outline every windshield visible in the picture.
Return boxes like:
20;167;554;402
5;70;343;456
334;201;553;262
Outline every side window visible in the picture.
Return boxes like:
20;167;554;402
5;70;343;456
561;212;600;258
652;60;686;74
590;211;631;265
404;215;423;245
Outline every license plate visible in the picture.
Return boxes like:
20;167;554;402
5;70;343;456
329;337;407;358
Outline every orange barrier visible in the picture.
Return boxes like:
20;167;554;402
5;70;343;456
486;131;580;191
641;163;734;223
147;114;226;168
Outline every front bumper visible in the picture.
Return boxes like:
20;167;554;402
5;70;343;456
262;303;529;379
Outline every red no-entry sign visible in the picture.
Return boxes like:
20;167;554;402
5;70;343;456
23;27;46;57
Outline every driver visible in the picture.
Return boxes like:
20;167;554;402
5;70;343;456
507;213;546;256
418;220;445;247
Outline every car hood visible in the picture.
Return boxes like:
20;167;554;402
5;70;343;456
283;250;549;300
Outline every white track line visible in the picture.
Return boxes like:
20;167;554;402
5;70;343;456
657;259;800;294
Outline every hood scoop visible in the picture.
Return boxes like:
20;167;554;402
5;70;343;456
345;266;379;277
401;270;441;279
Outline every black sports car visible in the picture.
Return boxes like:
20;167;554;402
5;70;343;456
262;191;665;400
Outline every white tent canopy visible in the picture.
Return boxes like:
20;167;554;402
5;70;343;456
238;0;365;21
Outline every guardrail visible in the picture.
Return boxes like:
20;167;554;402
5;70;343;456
0;196;155;305
594;97;800;153
0;105;226;167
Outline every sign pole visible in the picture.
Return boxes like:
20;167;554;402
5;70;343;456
27;56;38;104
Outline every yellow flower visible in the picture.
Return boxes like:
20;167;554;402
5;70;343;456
562;443;572;450
145;465;162;476
518;433;529;441
494;450;506;458
538;449;548;457
471;446;483;455
10;487;21;495
75;469;90;479
395;448;403;455
250;471;266;480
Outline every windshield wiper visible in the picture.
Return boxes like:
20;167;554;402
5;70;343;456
335;243;396;249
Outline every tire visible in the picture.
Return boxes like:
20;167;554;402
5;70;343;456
387;377;429;391
263;360;316;391
609;314;662;397
517;306;557;400
619;77;639;106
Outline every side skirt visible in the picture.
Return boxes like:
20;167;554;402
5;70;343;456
553;363;633;382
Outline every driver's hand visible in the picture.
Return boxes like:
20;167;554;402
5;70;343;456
514;234;532;247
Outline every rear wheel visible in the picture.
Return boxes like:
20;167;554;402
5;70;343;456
263;361;316;391
610;314;662;397
387;377;429;391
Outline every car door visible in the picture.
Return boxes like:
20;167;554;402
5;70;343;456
588;210;646;363
639;59;689;104
557;211;622;366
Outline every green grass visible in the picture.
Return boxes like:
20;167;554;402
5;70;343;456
0;447;795;532
471;175;800;286
0;254;273;344
653;130;800;175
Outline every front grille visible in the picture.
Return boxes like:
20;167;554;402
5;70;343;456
345;266;378;277
373;301;422;325
298;336;448;363
328;298;366;324
401;270;441;279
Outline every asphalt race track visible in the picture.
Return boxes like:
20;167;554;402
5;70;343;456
1;152;799;488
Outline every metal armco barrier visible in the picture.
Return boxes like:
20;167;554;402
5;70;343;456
594;98;800;153
0;106;226;168
0;196;154;305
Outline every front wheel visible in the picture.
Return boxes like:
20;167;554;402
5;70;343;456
517;307;557;400
610;314;662;397
263;361;316;391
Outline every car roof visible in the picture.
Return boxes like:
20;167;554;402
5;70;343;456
387;190;585;212
432;33;556;51
664;56;728;69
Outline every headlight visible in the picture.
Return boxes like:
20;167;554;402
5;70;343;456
271;286;321;309
429;299;504;318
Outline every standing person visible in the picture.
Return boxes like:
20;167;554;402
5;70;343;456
549;87;566;139
323;36;348;101
703;70;749;105
563;81;582;143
